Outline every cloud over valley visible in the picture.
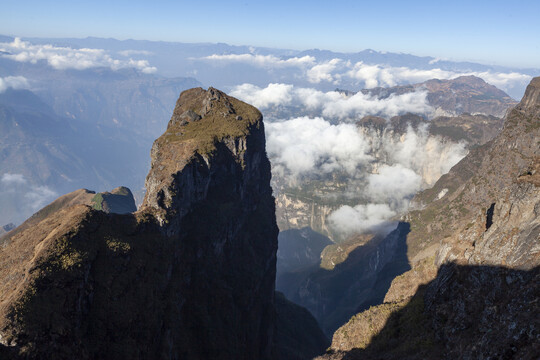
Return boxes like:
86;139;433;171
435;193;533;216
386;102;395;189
0;75;29;93
204;52;531;96
0;38;157;73
231;83;433;120
265;117;468;240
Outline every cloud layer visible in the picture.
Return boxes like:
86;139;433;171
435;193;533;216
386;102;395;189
265;116;468;239
327;203;397;236
344;62;531;93
231;83;433;120
0;76;29;93
205;53;531;95
200;53;315;68
266;117;372;178
0;38;157;73
328;124;466;238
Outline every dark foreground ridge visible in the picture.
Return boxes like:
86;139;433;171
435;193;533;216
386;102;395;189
0;87;325;359
318;264;539;360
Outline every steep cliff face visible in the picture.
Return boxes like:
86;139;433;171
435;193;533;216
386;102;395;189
318;77;540;359
0;88;279;359
274;292;330;360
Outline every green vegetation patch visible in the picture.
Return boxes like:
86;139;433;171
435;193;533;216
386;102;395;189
91;193;104;211
163;91;262;156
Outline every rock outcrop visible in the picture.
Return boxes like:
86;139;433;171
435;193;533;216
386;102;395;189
90;186;137;214
0;88;281;359
362;75;518;118
318;77;540;359
0;187;136;247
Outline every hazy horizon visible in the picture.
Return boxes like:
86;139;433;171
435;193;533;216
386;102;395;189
2;0;540;69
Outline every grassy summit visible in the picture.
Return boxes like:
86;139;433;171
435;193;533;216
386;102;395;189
160;87;262;156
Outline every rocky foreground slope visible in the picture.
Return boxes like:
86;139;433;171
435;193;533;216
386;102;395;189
0;88;326;359
317;78;540;359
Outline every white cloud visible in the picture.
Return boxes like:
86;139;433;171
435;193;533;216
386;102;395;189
0;76;29;93
367;164;422;204
347;62;455;88
231;83;294;108
265;117;372;178
344;61;531;95
469;71;531;92
321;89;432;119
0;38;157;73
383;124;467;186
428;57;445;65
118;49;153;57
306;58;343;84
200;53;316;68
323;123;468;239
1;173;27;185
327;203;397;236
231;83;433;120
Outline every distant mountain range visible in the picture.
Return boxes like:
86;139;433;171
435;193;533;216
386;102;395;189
1;35;537;98
0;34;535;231
360;75;517;118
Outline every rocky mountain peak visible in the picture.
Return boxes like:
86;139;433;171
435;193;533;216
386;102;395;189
515;76;540;114
142;87;266;234
0;88;281;359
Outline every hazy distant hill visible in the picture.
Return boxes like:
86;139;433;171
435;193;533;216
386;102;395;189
8;35;538;98
0;67;200;225
0;88;142;224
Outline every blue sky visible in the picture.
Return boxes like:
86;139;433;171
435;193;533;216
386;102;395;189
1;0;539;68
